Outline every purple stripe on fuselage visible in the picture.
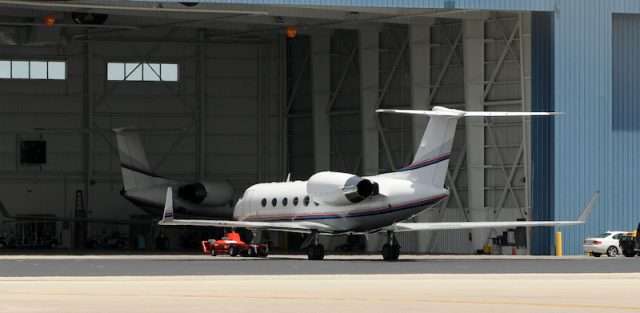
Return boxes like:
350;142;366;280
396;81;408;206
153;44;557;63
245;194;448;222
397;153;450;172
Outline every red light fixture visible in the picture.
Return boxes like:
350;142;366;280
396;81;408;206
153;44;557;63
286;26;297;39
43;15;56;28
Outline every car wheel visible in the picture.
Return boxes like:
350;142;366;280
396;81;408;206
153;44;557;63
623;250;635;257
592;252;601;257
606;246;619;257
210;248;217;256
228;246;239;257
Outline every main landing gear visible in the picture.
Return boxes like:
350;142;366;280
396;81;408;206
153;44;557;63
307;231;325;260
381;231;401;261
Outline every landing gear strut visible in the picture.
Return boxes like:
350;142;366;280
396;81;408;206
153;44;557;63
307;231;325;260
381;231;400;261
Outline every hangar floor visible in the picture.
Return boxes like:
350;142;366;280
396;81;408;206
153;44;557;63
1;255;639;313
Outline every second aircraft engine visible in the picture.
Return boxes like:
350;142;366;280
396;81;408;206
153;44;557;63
177;182;234;206
307;171;378;205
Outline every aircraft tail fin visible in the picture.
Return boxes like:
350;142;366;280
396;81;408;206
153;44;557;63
114;128;167;191
377;106;559;187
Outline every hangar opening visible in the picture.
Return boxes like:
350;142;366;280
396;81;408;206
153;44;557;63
0;1;555;255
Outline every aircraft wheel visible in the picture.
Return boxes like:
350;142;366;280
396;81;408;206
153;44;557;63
228;246;239;257
382;244;400;261
307;244;325;260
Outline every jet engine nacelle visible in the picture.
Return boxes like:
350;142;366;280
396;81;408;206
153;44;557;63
307;171;378;206
177;182;233;206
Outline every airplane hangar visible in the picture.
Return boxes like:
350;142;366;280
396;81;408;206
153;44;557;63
0;0;638;256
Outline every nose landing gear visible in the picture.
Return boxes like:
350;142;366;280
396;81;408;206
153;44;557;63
381;231;400;261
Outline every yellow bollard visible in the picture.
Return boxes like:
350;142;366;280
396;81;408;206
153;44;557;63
555;231;563;256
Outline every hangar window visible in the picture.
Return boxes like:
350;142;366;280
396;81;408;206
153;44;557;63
107;62;178;82
0;60;66;80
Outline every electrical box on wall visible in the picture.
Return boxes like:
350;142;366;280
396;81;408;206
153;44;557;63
20;140;47;164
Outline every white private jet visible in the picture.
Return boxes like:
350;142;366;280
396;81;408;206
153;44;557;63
159;106;597;261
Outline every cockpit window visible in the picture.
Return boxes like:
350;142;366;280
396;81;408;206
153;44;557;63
303;196;310;206
271;198;277;207
261;198;267;207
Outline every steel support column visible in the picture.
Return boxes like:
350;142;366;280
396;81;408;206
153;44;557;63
359;27;381;252
519;13;533;252
463;19;487;252
359;28;379;177
311;31;332;171
197;29;207;180
409;21;434;253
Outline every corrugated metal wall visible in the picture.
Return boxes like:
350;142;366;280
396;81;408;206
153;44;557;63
610;13;640;235
552;1;640;254
552;1;611;255
530;11;554;255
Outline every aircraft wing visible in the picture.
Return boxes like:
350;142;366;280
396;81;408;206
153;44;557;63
159;218;329;233
386;192;598;232
158;187;330;233
0;200;152;225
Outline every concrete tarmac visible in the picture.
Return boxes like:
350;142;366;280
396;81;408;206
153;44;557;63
2;274;640;313
1;255;640;313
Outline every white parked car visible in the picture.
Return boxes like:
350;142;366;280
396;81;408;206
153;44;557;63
583;231;627;257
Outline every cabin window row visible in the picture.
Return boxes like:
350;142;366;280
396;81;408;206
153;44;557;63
260;196;319;207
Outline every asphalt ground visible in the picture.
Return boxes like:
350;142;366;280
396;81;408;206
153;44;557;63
1;254;640;276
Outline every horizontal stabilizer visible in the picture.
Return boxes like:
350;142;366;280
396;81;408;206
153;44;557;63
377;106;561;117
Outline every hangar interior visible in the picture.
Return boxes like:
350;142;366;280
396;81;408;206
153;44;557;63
0;1;539;254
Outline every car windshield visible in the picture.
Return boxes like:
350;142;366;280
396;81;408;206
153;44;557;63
594;232;612;238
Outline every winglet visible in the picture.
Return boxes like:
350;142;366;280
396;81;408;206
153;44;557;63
0;200;13;219
161;187;174;222
578;191;599;223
